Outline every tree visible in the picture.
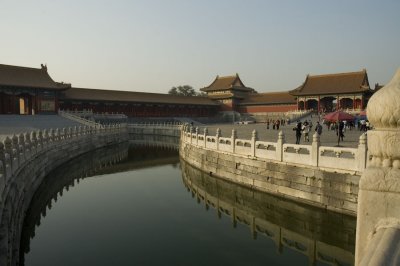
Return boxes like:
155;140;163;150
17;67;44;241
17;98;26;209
168;85;203;97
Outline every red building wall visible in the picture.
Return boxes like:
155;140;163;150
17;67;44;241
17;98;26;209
239;104;297;113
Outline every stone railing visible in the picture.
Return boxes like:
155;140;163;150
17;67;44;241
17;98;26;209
58;110;102;128
0;124;128;265
182;125;367;173
285;110;313;121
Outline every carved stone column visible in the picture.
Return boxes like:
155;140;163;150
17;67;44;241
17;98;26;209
355;69;400;265
251;129;258;157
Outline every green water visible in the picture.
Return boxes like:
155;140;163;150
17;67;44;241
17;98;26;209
21;146;355;266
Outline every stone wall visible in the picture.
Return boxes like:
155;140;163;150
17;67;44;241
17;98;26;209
0;124;128;266
181;159;356;265
180;126;362;216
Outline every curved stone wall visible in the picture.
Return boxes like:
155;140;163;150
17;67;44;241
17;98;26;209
0;125;128;266
181;159;356;265
180;126;360;217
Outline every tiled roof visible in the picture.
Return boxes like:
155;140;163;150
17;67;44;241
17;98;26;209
239;91;296;105
61;87;219;106
201;74;254;92
0;64;70;90
290;70;371;96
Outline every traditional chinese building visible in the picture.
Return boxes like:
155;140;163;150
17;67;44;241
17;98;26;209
59;87;219;117
290;69;373;112
0;63;376;119
0;64;70;114
200;74;256;112
238;91;297;113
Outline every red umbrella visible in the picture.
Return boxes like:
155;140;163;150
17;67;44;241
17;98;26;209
324;111;355;122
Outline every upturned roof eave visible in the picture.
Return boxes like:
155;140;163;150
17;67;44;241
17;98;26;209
290;88;371;97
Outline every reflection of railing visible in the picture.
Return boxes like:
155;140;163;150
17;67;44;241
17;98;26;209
181;160;355;266
128;123;182;138
20;143;128;258
182;125;367;173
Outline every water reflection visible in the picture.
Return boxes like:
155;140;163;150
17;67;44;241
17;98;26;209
19;138;355;266
129;134;179;150
19;144;178;265
180;160;356;266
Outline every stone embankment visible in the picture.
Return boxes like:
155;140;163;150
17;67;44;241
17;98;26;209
180;125;369;216
0;124;128;266
181;159;356;266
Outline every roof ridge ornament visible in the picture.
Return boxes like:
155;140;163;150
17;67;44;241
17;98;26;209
40;64;47;72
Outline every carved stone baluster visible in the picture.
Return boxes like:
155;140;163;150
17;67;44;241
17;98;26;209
31;131;37;154
24;132;31;159
37;130;43;151
251;129;258;157
356;69;400;264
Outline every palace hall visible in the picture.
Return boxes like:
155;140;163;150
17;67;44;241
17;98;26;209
0;63;376;118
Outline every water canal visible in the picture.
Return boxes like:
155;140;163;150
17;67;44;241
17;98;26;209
20;143;356;266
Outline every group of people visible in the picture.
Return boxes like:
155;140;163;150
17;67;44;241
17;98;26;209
266;118;289;130
358;119;371;131
293;120;322;144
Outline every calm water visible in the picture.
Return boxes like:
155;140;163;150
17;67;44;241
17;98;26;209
21;145;355;266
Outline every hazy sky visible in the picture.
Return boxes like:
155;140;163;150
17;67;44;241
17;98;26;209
1;0;399;94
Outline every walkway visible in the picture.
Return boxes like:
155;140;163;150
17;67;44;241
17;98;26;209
200;115;365;148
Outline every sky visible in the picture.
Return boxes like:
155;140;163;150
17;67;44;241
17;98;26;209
0;0;399;94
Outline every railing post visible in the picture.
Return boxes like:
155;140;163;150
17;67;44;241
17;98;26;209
311;132;320;166
251;129;258;157
7;136;18;174
355;69;400;265
189;126;193;145
216;128;221;151
48;128;54;144
43;129;49;148
37;130;43;150
0;142;6;179
357;133;367;171
231;129;237;153
203;127;208;148
31;131;37;154
276;131;285;162
18;133;25;163
25;132;32;159
195;127;199;146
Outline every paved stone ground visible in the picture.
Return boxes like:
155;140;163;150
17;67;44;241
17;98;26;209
198;115;367;148
0;115;81;142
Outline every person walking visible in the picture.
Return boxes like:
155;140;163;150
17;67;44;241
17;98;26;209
294;121;302;144
315;121;322;136
302;121;310;142
338;121;345;141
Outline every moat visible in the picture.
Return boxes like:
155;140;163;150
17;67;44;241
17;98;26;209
20;145;356;266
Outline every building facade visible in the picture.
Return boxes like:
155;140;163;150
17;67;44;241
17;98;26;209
0;64;219;117
59;87;218;117
290;69;373;112
200;74;256;112
0;63;375;118
0;64;70;115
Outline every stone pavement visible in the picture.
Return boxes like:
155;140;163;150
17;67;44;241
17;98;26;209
0;115;81;142
199;115;366;148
